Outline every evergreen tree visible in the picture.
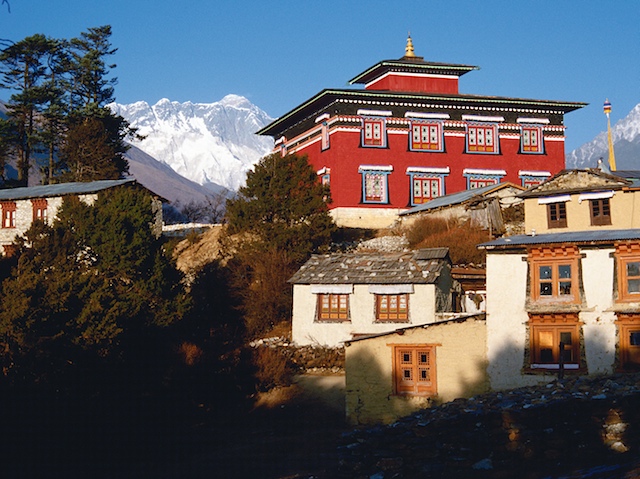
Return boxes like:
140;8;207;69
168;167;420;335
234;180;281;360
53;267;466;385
0;34;59;185
0;187;188;386
225;152;335;336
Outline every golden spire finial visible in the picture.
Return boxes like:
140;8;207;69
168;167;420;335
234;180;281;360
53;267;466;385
405;32;416;58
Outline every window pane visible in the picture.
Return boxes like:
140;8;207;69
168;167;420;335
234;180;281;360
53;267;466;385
627;262;640;277
540;266;552;279
560;331;572;345
540;348;553;363
419;368;430;381
629;279;640;293
630;331;640;346
540;282;552;296
558;265;572;279
559;281;572;295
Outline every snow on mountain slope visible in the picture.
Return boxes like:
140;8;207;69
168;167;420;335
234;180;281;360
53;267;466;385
567;103;640;169
110;95;274;191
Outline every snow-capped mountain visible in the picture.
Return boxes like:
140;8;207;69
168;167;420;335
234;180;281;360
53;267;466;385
110;95;274;192
567;103;640;170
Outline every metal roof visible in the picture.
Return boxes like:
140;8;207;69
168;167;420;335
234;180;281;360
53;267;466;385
288;248;450;285
479;229;640;250
400;182;521;216
0;179;135;201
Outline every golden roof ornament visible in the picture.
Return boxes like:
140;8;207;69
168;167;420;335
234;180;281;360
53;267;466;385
405;33;416;58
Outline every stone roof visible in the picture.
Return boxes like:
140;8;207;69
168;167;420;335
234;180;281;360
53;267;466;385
0;179;135;201
288;248;450;285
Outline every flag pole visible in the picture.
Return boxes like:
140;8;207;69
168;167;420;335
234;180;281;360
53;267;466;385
604;99;617;171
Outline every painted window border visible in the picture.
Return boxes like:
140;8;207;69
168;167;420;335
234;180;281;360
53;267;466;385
360;116;388;148
465;122;499;154
520;125;545;154
462;169;505;189
408;120;444;152
407;168;449;205
359;165;392;204
528;246;580;304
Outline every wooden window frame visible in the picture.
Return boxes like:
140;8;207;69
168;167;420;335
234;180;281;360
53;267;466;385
616;314;640;371
521;125;544;154
589;198;611;226
316;293;350;322
529;246;580;304
391;344;437;396
409;121;443;152
375;293;409;322
31;198;48;223
1;202;16;229
529;313;580;369
321;122;330;151
547;202;567;229
469;177;499;189
615;243;640;302
466;123;498;153
361;117;386;147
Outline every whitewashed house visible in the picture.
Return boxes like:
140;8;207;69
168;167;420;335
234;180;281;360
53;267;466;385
480;169;640;390
0;179;162;255
288;248;460;347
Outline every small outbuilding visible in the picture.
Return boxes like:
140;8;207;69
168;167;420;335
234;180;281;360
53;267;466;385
344;314;488;425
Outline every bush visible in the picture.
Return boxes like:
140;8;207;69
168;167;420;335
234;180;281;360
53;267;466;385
403;216;490;265
252;346;293;391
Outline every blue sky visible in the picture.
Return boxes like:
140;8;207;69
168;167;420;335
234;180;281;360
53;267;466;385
1;0;638;153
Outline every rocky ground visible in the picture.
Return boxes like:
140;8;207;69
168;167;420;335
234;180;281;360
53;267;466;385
334;373;640;479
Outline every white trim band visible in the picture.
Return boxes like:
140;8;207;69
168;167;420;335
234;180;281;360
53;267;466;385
462;115;505;122
368;284;415;294
357;109;392;117
315;113;330;123
405;112;450;120
359;165;394;172
517;117;550;124
310;284;353;295
463;168;507;176
538;195;571;205
519;170;551;178
578;191;614;203
406;166;450;174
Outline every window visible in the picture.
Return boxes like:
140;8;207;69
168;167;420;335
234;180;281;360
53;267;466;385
590;198;611;226
521;125;544;154
317;293;349;321
376;294;409;322
1;202;16;229
361;117;386;147
463;169;505;189
392;345;436;396
409;121;443;151
519;171;550;189
529;246;580;303
529;313;580;369
547;202;567;228
359;166;392;204
616;315;640;370
32;198;48;222
321;121;330;151
615;243;640;302
466;123;499;153
412;176;441;204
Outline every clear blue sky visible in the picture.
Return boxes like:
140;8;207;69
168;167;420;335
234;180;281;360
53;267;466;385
1;0;638;153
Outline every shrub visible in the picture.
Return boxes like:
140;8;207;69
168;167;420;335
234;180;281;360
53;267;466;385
252;346;292;391
403;216;490;265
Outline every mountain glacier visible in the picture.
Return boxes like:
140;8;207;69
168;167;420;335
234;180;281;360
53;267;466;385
567;103;640;170
110;95;274;192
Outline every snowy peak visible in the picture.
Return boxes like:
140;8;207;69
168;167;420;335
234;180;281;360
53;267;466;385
110;96;274;191
568;102;640;169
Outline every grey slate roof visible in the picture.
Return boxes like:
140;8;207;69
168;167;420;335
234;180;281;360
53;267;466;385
288;248;450;285
0;179;135;201
400;182;519;216
479;229;640;250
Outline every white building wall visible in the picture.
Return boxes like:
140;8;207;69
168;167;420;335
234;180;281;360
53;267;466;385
486;247;619;391
292;283;437;347
580;248;617;375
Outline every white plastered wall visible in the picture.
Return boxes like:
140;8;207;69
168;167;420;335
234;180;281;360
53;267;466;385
486;247;619;391
292;283;437;347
